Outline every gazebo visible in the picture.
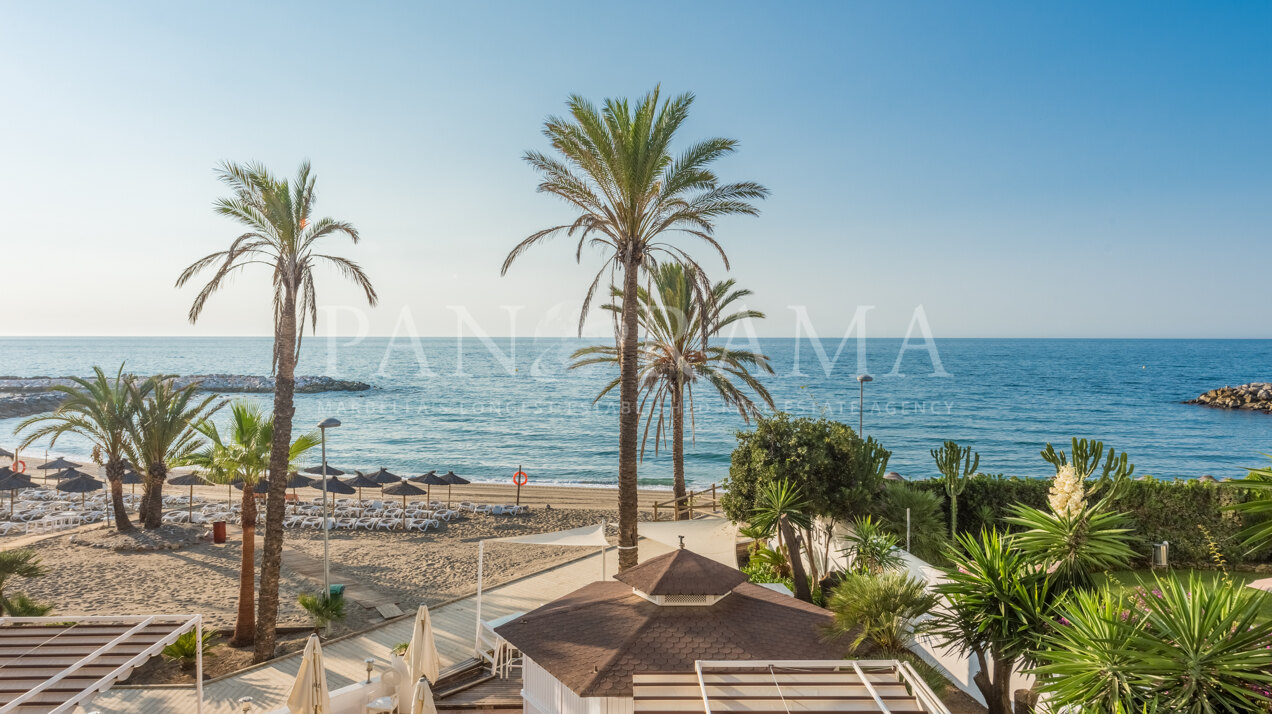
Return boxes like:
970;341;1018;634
495;548;949;713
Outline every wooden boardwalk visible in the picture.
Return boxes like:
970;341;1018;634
89;539;673;713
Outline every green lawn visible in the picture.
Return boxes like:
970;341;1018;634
1098;569;1272;617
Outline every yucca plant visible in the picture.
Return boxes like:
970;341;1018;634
1034;574;1272;713
826;571;936;655
1032;587;1145;712
1005;502;1135;592
927;529;1058;714
161;629;220;672
1225;455;1272;553
750;480;813;601
841;516;904;576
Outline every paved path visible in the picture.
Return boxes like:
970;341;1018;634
89;538;673;713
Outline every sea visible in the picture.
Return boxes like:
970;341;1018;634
1;337;1269;488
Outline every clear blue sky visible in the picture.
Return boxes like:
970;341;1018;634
1;2;1268;338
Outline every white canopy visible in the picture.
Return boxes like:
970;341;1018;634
490;522;609;547
638;519;739;567
286;634;331;714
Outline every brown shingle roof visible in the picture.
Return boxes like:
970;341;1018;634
613;548;747;596
495;580;852;698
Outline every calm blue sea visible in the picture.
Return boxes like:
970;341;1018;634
1;338;1269;487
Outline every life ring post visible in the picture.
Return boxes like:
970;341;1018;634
513;466;528;505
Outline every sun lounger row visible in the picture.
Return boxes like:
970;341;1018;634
459;502;528;515
280;515;441;531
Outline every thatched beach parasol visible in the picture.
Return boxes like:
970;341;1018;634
56;471;103;510
382;481;427;528
438;471;469;507
410;471;447;504
168;472;209;522
345;472;382;504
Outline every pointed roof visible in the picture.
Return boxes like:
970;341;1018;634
613;547;747;597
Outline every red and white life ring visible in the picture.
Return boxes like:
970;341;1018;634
11;460;26;474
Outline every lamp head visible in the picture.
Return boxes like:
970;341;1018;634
318;418;341;430
857;374;873;383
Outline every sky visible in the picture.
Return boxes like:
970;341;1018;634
0;2;1268;339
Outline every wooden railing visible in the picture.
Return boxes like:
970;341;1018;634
651;484;720;521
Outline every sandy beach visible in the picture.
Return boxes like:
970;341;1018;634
12;473;683;635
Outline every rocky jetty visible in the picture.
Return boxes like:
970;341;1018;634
1186;383;1272;413
0;374;371;418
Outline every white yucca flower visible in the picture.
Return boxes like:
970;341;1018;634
1049;464;1086;517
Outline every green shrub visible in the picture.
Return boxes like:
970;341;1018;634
162;629;219;671
1;594;52;617
875;483;948;563
913;475;1272;567
841;516;903;576
723;412;889;522
826;572;936;655
298;591;347;632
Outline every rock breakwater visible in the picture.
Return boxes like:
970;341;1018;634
1186;383;1272;413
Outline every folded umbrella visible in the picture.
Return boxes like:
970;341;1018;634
286;634;331;714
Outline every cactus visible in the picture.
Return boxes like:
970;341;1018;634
932;440;979;539
1041;438;1134;506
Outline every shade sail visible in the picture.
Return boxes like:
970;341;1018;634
492;522;609;547
638;519;739;568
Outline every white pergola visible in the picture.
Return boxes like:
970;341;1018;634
0;614;204;714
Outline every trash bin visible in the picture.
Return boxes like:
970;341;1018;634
328;584;345;598
213;521;227;544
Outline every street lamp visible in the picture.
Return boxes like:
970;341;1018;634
318;417;341;597
856;375;873;435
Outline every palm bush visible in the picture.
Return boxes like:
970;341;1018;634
750;480;813;600
826;572;935;655
298;591;347;633
841;516;904;576
875;483;948;563
0;550;44;613
162;629;220;672
2;594;52;617
1034;574;1272;712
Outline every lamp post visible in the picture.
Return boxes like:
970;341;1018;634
856;374;873;435
318;417;341;598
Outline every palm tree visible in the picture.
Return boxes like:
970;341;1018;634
572;263;773;517
185;402;319;646
176;161;376;661
503;88;767;569
16;364;138;531
750;480;814;602
0;550;44;612
122;376;219;529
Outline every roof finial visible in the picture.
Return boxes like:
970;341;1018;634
678;535;685;549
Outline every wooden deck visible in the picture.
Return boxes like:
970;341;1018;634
87;538;673;713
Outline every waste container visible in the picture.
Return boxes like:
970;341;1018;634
328;584;345;598
213;521;227;544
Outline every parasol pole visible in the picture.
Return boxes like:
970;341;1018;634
474;539;484;656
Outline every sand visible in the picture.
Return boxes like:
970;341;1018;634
10;480;681;635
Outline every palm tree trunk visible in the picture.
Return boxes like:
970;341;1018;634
779;514;812;602
254;289;297;662
141;462;166;529
617;256;641;571
671;383;688;521
105;459;134;532
233;485;257;646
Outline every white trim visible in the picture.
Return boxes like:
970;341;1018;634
852;660;892;714
0;614;202;714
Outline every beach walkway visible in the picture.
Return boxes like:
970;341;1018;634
89;538;673;713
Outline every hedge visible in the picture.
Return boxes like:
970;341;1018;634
911;475;1272;567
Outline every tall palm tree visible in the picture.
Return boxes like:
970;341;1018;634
16;364;138;531
185;402;319;646
503;88;767;569
177;161;376;661
122;376;219;529
572;263;773;517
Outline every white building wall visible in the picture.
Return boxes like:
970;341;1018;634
522;656;633;714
